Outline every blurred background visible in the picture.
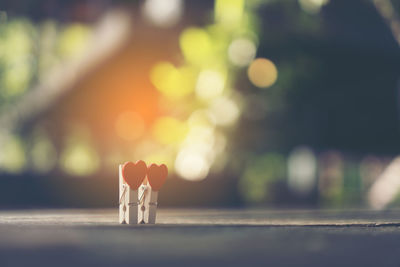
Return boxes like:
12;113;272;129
1;0;400;210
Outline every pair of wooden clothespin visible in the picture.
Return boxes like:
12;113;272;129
119;160;168;224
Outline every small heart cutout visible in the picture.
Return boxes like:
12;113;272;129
122;160;147;190
147;163;168;191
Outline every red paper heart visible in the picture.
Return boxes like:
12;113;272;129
147;163;168;191
122;160;147;190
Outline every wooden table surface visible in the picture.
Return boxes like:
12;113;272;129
0;209;399;267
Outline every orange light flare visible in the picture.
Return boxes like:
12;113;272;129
48;28;181;153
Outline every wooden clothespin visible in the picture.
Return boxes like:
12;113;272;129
139;164;168;224
119;160;147;224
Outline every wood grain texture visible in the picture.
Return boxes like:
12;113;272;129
0;209;400;267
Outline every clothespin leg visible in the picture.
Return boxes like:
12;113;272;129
138;184;148;224
145;188;158;224
126;188;138;224
119;164;126;224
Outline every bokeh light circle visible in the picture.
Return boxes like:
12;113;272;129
208;97;240;126
179;27;212;65
195;70;225;100
247;58;278;88
142;0;183;28
299;0;329;14
152;116;188;145
175;148;210;181
60;140;100;177
228;38;256;67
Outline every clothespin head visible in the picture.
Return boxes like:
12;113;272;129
147;163;168;191
122;160;147;190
